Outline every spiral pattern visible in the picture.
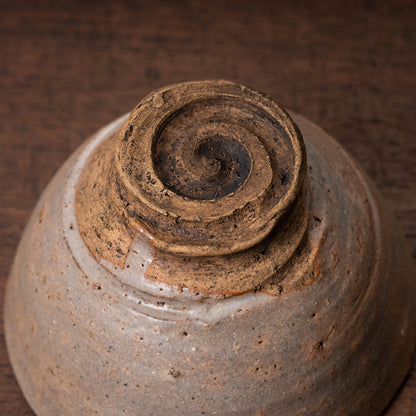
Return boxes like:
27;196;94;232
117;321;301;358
116;81;306;256
153;117;252;201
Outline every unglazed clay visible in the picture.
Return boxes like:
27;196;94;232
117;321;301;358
4;81;416;415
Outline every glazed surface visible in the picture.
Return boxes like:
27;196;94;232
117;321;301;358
5;112;415;415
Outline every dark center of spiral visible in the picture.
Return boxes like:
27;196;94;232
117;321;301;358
154;134;251;200
152;99;253;200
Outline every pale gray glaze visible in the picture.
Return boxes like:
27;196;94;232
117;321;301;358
4;114;416;416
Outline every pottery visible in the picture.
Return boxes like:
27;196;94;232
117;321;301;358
4;80;416;415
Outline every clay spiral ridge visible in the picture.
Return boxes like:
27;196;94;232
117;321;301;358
76;80;312;295
116;81;306;256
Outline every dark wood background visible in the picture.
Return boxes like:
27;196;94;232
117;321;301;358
1;0;415;414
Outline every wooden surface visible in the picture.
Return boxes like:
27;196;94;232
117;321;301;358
0;0;415;414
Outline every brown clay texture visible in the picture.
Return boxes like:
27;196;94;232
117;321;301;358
4;81;416;416
76;81;309;295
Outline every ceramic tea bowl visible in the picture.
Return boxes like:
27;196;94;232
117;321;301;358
4;80;416;415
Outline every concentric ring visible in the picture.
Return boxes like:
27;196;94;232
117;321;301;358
115;81;306;256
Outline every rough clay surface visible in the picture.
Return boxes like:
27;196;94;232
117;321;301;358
76;81;310;296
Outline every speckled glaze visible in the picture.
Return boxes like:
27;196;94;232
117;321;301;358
4;81;416;415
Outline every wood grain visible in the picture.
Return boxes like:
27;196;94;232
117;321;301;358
0;0;415;414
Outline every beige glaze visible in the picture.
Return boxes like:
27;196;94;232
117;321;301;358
4;81;416;415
